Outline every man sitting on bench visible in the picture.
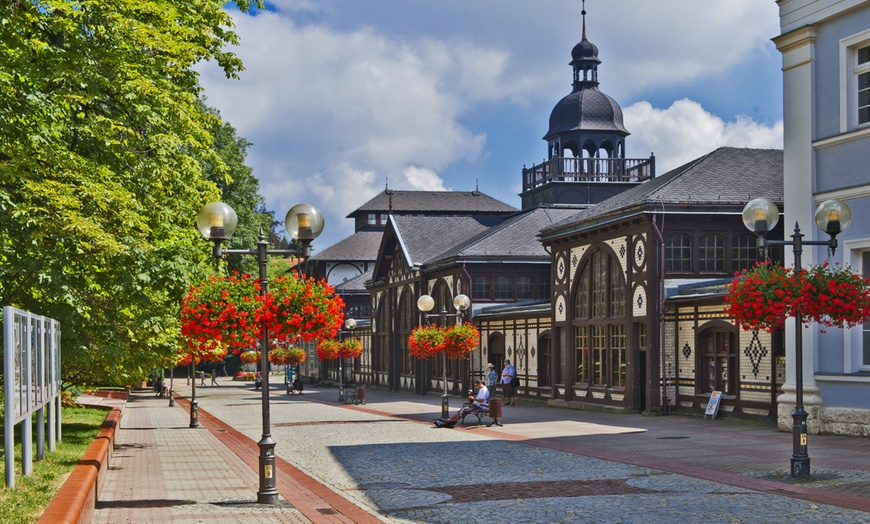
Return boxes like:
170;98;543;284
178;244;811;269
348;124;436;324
435;380;489;427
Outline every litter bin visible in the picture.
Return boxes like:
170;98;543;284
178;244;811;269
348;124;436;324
355;386;366;404
489;397;503;418
487;397;503;426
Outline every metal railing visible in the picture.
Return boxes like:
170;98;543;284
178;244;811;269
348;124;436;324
522;156;655;191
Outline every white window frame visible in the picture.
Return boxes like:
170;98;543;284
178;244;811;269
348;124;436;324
839;29;870;133
845;238;870;372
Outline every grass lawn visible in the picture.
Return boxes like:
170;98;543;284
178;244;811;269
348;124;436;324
0;406;108;524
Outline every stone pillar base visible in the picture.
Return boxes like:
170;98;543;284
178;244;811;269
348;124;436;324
776;384;822;434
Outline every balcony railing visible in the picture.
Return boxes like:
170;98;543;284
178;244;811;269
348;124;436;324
522;156;655;192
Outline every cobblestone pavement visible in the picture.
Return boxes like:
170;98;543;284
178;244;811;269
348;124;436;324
168;377;870;524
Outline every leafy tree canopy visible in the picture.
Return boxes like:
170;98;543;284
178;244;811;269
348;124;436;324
0;0;264;385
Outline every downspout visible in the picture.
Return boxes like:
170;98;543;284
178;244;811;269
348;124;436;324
651;209;669;415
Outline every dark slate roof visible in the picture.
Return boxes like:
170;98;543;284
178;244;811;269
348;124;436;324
335;269;373;294
349;189;517;217
546;88;629;139
391;215;500;267
310;230;382;261
540;147;783;240
475;299;551;318
438;206;582;260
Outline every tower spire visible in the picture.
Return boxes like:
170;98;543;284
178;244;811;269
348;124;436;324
582;0;587;41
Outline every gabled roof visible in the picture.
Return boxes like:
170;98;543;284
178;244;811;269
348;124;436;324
348;189;517;217
335;269;373;294
310;230;382;261
539;147;783;240
390;215;500;268
436;206;582;261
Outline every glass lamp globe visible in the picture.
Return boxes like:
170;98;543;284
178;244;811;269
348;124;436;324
196;202;238;241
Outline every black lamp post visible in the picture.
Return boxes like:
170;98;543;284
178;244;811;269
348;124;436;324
338;318;357;402
196;201;324;504
416;293;471;419
168;366;175;407
189;361;198;427
741;197;852;479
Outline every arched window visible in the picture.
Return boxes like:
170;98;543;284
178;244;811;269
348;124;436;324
573;250;627;389
699;234;725;272
398;289;415;376
374;294;389;373
665;234;692;272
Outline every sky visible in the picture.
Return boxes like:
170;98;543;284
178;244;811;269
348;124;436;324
197;0;785;250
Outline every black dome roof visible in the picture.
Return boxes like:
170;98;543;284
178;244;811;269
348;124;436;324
571;38;600;64
545;87;629;139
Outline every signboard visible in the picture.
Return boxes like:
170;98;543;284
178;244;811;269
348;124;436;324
4;306;62;488
704;391;722;420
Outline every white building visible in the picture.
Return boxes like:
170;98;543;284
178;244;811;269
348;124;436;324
775;0;870;436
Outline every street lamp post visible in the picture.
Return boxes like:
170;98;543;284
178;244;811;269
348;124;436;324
741;197;851;479
416;293;471;419
168;366;175;407
189;361;198;427
196;201;324;504
339;318;357;402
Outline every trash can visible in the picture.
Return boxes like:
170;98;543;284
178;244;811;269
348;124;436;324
489;397;503;418
355;386;366;404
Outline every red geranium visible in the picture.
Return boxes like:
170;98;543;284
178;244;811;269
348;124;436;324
408;325;446;359
316;339;341;360
180;272;262;354
443;323;480;359
339;339;364;359
725;261;870;332
269;346;307;366
239;350;261;365
265;273;345;344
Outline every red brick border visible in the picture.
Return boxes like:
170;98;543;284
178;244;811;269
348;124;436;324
37;405;121;524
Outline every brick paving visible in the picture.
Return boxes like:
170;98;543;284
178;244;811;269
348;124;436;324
81;378;870;523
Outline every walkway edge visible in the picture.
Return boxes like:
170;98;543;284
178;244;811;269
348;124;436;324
37;404;122;524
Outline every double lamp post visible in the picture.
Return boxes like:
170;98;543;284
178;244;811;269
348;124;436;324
196;201;324;504
416;293;471;419
741;197;851;479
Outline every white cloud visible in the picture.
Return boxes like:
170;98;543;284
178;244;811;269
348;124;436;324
624;99;783;173
197;1;784;247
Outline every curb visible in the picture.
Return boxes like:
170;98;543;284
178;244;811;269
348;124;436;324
36;404;122;524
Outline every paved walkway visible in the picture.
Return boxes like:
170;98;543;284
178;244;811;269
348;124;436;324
86;377;870;523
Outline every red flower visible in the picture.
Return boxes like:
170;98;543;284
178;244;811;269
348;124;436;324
408;325;446;359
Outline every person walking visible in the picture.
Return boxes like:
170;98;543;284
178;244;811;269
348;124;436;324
200;371;206;386
501;359;517;405
211;370;220;386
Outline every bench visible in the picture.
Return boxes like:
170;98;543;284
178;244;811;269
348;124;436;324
343;386;366;405
460;398;503;426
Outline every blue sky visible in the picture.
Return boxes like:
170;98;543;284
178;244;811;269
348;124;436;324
198;0;784;250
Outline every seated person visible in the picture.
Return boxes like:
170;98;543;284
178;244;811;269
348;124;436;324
435;380;489;427
292;376;304;394
254;373;262;390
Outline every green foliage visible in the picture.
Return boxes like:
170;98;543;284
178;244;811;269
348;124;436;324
0;0;264;385
0;407;107;524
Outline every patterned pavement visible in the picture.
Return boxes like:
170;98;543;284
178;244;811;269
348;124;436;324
87;377;870;523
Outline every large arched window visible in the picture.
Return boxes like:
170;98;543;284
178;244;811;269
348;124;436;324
573;251;627;389
398;289;415;376
374;294;390;373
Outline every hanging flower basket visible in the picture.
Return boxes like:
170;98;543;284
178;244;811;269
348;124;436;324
239;350;261;365
177;344;227;367
269;346;307;366
316;339;341;360
181;272;262;353
408;325;446;359
800;262;870;329
339;339;364;359
725;261;870;332
724;263;800;332
443;324;480;360
265;273;345;343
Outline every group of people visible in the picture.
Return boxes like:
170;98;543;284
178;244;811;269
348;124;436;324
434;358;518;427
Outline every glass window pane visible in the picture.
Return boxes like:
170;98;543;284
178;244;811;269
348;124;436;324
494;275;513;300
472;276;491;300
859;46;870;65
699;234;725;272
517;275;535;299
592;253;607;317
665;234;691;272
575;268;589;319
732;234;759;272
610;257;625;317
591;325;606;386
575;326;588;382
860;106;870;126
610;324;626;388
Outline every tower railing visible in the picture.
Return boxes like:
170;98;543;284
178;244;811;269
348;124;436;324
522;156;655;192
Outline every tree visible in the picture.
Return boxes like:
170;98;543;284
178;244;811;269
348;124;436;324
0;0;264;385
